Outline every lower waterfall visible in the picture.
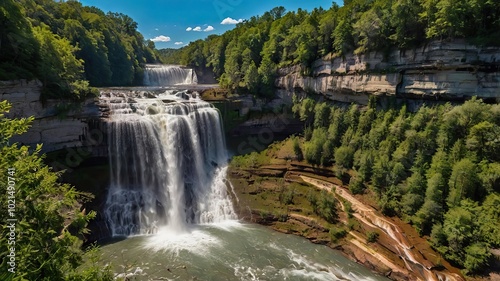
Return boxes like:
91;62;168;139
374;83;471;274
102;90;236;236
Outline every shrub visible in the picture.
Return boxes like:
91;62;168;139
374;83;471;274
366;231;379;243
329;227;348;242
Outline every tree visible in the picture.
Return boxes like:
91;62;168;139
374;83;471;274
478;193;500;246
447;159;482;207
414;199;443;235
371;155;391;192
0;0;39;80
305;128;328;165
0;101;110;280
269;6;286;20
438;200;492;273
467;121;500;161
243;61;259;94
313;102;331;128
292;98;316;124
33;23;87;98
318;190;338;223
334;146;355;169
423;0;471;39
332;13;354;55
479;162;500;193
357;150;374;180
389;0;425;49
464;243;492;273
292;136;304;161
257;56;277;98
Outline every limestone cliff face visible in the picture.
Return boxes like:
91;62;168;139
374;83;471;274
1;80;100;153
276;39;500;104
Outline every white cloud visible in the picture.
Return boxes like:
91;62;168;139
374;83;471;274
204;25;215;32
193;26;202;32
155;28;159;31
174;42;184;45
151;35;171;42
220;17;243;25
186;27;193;31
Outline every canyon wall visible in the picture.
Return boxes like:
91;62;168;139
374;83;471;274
276;39;500;105
0;80;101;153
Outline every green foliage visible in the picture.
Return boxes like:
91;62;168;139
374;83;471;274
0;101;110;280
334;146;355;169
317;190;338;224
307;189;338;224
348;175;365;194
307;190;318;213
279;187;295;205
164;0;498;97
431;200;494;273
230;151;270;168
157;48;183;64
478;193;500;246
304;128;328;165
329;227;347;242
344;201;354;218
447;159;482;207
294;97;499;273
1;0;159;99
366;231;379;243
243;62;260;94
4;0;499;98
33;23;86;98
292;136;304;161
0;0;39;80
292;97;316;123
65;245;113;281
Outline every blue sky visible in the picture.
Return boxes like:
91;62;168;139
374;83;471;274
79;0;341;49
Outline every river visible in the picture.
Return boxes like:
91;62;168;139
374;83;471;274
99;222;389;281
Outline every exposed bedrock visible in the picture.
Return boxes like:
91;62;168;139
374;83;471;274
276;39;500;105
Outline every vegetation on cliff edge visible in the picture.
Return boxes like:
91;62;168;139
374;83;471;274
232;97;500;275
0;101;112;280
0;0;160;100
166;0;499;97
290;96;500;274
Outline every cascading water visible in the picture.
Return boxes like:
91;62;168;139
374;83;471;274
143;64;198;86
102;90;236;236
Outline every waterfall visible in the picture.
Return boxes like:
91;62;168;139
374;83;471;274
102;90;236;236
143;64;198;86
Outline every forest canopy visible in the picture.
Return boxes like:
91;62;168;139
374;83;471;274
291;96;500;273
0;0;159;99
168;0;500;96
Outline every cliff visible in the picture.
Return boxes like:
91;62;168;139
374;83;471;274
276;39;500;105
0;80;101;153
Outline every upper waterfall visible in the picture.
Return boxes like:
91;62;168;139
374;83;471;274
143;64;198;86
101;89;235;236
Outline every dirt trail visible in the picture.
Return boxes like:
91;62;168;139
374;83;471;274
299;175;464;281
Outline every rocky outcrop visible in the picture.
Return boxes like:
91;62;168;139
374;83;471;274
276;39;500;104
1;79;101;153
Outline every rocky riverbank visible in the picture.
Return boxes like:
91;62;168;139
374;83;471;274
226;137;500;281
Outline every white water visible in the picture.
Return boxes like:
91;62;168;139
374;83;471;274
143;64;198;86
99;223;390;281
102;90;236;236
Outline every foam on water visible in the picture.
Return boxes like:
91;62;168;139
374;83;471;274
142;225;222;257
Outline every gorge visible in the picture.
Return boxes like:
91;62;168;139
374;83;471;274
2;1;499;280
2;58;498;280
87;67;391;280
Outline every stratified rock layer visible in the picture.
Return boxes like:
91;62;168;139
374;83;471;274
276;39;500;104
